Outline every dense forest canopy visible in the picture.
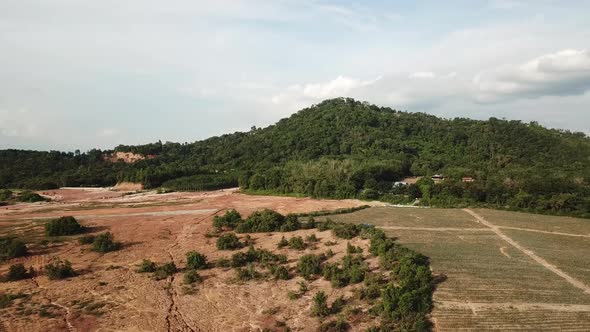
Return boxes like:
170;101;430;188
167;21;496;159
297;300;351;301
1;98;589;216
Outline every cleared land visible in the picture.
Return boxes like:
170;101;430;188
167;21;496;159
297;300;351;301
0;188;384;332
325;206;590;331
2;189;589;331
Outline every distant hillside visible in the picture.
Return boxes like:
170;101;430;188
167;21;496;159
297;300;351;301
1;98;589;216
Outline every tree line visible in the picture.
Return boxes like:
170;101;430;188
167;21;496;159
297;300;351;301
0;98;588;216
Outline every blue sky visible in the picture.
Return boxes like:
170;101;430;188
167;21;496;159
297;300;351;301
1;0;590;151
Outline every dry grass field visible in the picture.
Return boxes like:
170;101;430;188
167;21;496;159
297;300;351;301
326;207;590;331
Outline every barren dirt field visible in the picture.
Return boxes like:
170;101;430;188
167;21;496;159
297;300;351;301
325;207;590;331
0;188;385;332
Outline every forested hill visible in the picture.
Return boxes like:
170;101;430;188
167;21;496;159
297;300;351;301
1;98;589;216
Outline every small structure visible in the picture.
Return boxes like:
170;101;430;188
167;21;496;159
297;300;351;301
431;174;444;183
402;177;421;184
462;177;475;183
393;181;408;187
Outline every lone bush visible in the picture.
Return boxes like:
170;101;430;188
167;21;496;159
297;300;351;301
0;236;27;261
45;259;75;280
311;291;330;317
277;236;289;248
45;216;84;236
183;270;203;284
186;251;208;270
3;263;34;282
91;232;122;253
288;236;306;250
271;265;290;280
153;262;177;280
137;259;157;273
216;233;243;250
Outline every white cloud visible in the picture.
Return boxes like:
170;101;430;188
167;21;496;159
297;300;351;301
271;75;382;111
302;75;381;99
409;72;436;79
474;49;590;102
488;0;524;10
98;128;118;137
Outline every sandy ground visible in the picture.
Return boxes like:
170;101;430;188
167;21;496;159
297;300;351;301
0;188;384;332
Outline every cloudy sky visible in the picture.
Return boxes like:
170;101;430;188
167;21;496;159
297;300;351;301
1;0;590;151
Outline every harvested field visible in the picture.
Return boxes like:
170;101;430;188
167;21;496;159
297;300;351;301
326;207;590;331
0;189;384;332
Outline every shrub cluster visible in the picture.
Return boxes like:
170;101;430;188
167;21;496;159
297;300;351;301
323;254;368;288
293;205;370;218
296;254;323;280
213;210;242;230
45;216;85;236
16;191;47;203
235;264;261;281
234;210;302;233
216;233;243;250
230;246;287;268
45;259;76;280
0;236;28;262
363;227;433;331
78;235;95;244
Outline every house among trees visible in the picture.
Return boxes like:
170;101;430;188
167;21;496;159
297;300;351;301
431;174;444;182
462;177;475;183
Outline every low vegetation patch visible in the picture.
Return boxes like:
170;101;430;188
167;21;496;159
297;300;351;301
0;292;29;309
45;216;85;236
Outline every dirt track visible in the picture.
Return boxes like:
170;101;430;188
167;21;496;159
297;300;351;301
463;208;590;296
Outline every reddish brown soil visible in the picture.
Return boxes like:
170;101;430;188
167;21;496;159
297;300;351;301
0;189;383;332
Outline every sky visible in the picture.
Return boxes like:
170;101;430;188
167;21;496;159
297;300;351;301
1;0;590;151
